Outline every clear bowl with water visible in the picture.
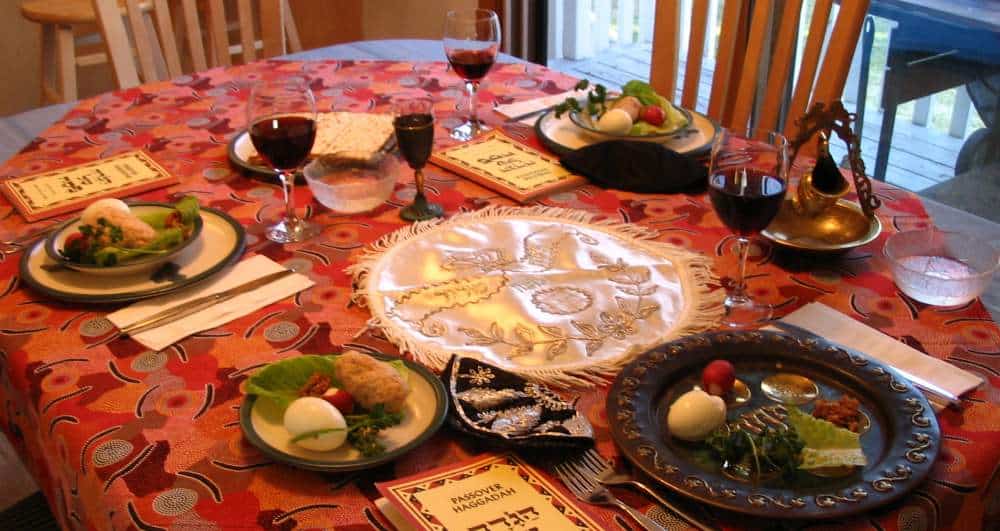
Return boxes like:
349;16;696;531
303;154;399;214
884;228;999;306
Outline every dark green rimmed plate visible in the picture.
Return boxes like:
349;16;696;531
19;205;245;304
606;329;939;520
239;354;448;472
535;107;719;159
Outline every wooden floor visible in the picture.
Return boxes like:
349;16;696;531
548;44;966;194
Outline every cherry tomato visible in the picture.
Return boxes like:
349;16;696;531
322;388;355;413
639;104;666;126
702;360;735;396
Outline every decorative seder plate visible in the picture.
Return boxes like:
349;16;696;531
606;330;939;520
535;108;719;159
19;207;245;303
239;354;448;472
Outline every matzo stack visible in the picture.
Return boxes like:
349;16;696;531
312;112;395;163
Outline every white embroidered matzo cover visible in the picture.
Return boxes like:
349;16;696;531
349;207;723;386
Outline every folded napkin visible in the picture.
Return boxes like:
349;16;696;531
560;141;707;193
107;255;314;351
777;302;982;407
494;89;586;124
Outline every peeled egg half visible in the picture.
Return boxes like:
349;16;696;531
283;396;347;451
596;108;633;135
667;389;726;441
81;198;130;226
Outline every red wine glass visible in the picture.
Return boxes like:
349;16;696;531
247;78;320;243
444;8;501;141
708;127;789;327
393;98;443;221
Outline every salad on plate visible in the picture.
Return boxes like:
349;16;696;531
556;79;691;137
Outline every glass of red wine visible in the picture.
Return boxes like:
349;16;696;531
247;77;320;243
444;8;501;141
708;127;789;327
393;98;443;221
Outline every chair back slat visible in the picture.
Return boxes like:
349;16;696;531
756;0;805;133
730;0;774;130
784;0;833;138
238;0;258;63
152;0;182;78
125;0;160;82
181;0;209;72
650;0;680;99
259;0;285;58
282;0;302;52
92;0;140;88
206;0;232;67
680;0;710;110
809;2;869;113
707;0;745;121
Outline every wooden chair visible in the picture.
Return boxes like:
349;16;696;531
92;0;302;89
650;0;870;148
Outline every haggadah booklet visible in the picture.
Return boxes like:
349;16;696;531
430;131;586;203
376;452;601;530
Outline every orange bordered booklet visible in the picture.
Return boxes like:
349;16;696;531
1;150;177;222
376;452;602;531
430;131;586;203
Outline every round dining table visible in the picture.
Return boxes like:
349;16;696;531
0;39;997;530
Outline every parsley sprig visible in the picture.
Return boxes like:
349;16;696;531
554;80;609;118
289;404;403;457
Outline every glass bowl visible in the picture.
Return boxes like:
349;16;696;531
884;228;999;306
303;154;399;214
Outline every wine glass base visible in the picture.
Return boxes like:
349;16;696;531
721;295;773;328
266;217;321;243
449;120;491;141
400;200;444;222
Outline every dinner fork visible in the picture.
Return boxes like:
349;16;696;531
0;222;62;255
573;449;714;531
554;460;667;531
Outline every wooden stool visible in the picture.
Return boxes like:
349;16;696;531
20;0;148;104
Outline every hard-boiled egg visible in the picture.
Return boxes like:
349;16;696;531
596;108;633;135
81;198;130;227
667;389;726;441
283;396;347;451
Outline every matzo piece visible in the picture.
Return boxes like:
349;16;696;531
312;112;395;162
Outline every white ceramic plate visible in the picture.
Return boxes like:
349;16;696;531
536;107;720;158
239;355;448;472
44;203;204;276
20;207;245;303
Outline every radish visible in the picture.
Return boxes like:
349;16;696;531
701;360;735;397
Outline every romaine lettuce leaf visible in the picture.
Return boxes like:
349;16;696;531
787;407;867;469
246;355;340;409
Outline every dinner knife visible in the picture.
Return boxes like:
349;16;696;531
118;269;295;336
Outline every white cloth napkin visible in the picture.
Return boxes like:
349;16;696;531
374;497;415;531
776;302;982;406
494;89;586;124
107;255;314;351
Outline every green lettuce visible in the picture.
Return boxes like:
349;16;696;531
787;407;867;469
246;355;341;409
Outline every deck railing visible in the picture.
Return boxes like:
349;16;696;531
547;0;974;140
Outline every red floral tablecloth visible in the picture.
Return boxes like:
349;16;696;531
0;60;997;530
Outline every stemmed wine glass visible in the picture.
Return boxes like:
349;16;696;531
444;8;501;141
708;127;789;327
247;77;320;243
393;98;443;221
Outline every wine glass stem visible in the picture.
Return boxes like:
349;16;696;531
414;168;426;198
733;236;751;300
279;171;297;222
466;81;479;126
